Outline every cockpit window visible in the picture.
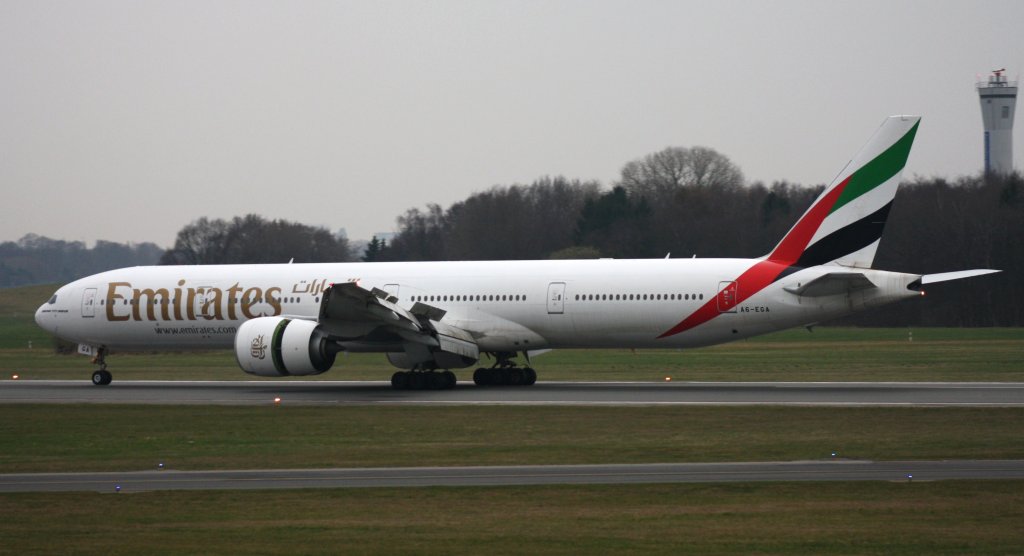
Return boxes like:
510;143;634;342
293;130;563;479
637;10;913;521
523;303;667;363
48;295;57;305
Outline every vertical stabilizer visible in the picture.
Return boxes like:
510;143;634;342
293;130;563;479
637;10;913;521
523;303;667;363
767;115;920;270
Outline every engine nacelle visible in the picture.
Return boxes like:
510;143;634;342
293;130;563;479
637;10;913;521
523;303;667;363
234;317;337;377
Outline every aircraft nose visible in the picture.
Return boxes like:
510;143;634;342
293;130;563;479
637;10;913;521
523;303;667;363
35;303;51;332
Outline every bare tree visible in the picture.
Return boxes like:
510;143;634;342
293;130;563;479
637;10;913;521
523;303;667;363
160;215;352;265
618;145;744;198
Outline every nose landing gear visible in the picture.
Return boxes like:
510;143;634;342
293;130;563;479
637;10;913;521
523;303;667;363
90;347;112;386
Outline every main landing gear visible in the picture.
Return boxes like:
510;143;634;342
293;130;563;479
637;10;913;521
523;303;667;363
91;347;112;386
391;369;457;390
473;352;537;386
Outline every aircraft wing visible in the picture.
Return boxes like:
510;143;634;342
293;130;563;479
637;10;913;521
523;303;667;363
316;283;478;362
316;282;426;339
783;272;877;297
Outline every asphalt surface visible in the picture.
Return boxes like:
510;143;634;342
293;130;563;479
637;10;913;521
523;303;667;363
3;460;1023;493
1;379;1022;406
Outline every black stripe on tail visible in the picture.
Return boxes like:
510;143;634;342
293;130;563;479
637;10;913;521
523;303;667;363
793;201;893;269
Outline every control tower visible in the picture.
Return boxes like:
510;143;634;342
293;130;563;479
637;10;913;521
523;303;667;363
977;69;1017;174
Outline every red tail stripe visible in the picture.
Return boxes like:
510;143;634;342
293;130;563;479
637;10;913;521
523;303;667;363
768;175;851;265
658;176;851;339
657;260;787;338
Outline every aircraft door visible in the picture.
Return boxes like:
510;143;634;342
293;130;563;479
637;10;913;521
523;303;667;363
81;288;97;318
547;282;566;314
717;281;738;313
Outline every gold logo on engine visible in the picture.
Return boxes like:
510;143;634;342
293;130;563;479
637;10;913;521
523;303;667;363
250;335;268;360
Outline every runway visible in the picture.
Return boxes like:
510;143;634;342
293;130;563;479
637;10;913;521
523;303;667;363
1;379;1023;406
2;460;1023;493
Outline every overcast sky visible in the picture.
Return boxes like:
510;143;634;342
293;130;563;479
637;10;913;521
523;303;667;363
2;0;1022;247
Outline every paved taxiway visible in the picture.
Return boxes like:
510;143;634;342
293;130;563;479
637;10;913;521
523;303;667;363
1;380;1022;406
3;460;1023;493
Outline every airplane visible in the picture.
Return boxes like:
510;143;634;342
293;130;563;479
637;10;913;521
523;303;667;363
35;115;999;389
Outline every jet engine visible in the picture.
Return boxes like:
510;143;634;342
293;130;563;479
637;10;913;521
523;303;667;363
234;317;337;377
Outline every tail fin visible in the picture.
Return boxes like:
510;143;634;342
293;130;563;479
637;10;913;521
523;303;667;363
767;115;920;269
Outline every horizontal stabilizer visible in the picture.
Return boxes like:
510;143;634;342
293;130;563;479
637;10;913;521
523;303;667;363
920;269;1001;285
783;272;877;297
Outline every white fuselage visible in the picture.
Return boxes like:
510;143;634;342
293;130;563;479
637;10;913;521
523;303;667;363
36;258;921;354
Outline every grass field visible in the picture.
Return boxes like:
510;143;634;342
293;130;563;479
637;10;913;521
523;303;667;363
2;405;1023;473
2;481;1023;554
3;406;1024;554
5;326;1024;382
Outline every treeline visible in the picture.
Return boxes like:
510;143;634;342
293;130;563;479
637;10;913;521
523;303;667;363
0;235;162;287
853;174;1022;326
1;215;354;287
369;145;1021;327
160;215;354;265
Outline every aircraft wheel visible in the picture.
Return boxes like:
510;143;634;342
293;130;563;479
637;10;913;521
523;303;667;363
409;372;427;390
92;370;112;386
473;368;487;386
442;370;457;389
507;368;525;386
523;367;537;386
427;372;446;390
391;371;409;390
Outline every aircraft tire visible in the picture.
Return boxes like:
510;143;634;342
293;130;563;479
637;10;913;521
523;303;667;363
409;372;427;390
523;367;537;385
507;368;525;386
473;368;487;385
428;372;446;390
91;370;112;386
391;371;409;390
442;370;457;389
